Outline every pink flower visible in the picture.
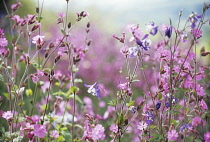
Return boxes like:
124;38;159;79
2;111;13;120
0;38;8;47
204;132;210;142
58;12;65;18
167;129;178;141
192;117;205;126
37;70;44;77
199;99;208;110
11;15;23;25
32;35;45;46
92;124;106;140
50;130;59;139
110;124;118;133
32;124;47;138
137;121;148;131
11;2;22;11
32;75;39;83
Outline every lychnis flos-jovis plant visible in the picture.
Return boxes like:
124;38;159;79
0;1;210;142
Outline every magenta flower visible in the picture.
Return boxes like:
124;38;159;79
50;130;59;139
0;38;8;47
32;124;47;138
2;111;13;120
32;35;45;46
92;124;106;140
31;115;40;123
204;132;210;142
137;121;148;131
199;99;208;110
191;28;202;38
110;124;118;133
167;129;178;141
31;75;39;83
11;2;22;11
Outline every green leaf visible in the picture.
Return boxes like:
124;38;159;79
53;91;66;96
158;93;162;100
107;100;116;106
126;100;135;107
67;86;79;96
36;16;43;22
68;94;83;104
0;74;4;82
116;113;124;125
61;29;66;36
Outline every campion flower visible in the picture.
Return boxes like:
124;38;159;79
11;15;23;26
191;28;202;38
192;117;204;126
2;111;13;120
0;37;8;47
31;115;40;123
110;124;118;133
11;1;22;11
50;130;59;139
167;129;178;141
84;82;100;99
199;99;208;110
92;124;106;140
146;22;158;35
204;132;210;142
137;121;148;131
32;124;47;138
32;35;45;49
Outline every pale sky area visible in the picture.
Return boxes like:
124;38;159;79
35;0;210;32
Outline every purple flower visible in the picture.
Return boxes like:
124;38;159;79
192;117;205;126
129;106;137;113
32;124;47;138
179;123;192;132
84;82;100;99
165;26;173;38
155;101;161;110
128;46;140;57
167;129;178;141
2;111;13;120
146;22;158;35
110;124;118;133
135;34;151;51
189;12;201;29
204;132;210;142
143;111;154;125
